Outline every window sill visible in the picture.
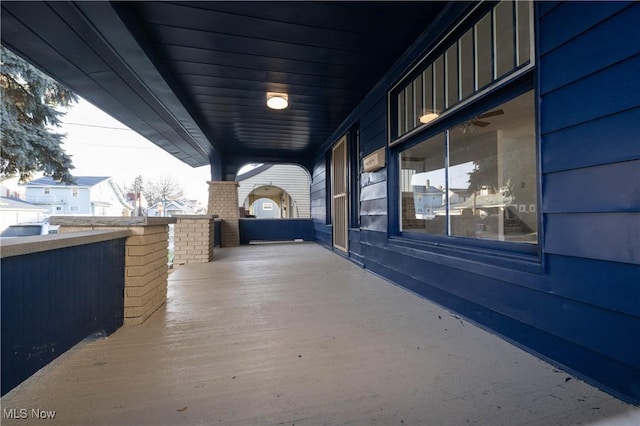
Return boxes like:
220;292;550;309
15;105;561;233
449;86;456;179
387;235;543;275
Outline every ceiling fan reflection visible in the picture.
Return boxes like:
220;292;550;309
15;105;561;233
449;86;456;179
459;109;504;133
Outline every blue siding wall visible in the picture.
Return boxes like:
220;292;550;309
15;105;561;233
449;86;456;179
539;2;640;266
359;94;389;234
535;3;640;400
360;169;387;232
311;156;331;247
312;2;640;403
1;239;126;395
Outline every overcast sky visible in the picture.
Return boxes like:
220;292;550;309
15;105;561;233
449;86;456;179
58;98;212;203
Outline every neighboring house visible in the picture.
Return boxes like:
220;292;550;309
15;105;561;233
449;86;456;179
0;197;47;231
126;192;149;216
22;176;133;216
251;198;280;219
237;164;310;218
146;199;203;217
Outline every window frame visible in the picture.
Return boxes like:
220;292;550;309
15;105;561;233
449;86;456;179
391;76;539;260
388;1;535;148
386;1;541;266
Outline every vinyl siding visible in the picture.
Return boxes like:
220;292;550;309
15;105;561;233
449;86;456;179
539;1;640;265
359;93;388;233
311;156;331;247
237;164;311;218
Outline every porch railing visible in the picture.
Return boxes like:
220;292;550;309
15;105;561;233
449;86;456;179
239;218;313;244
1;230;130;396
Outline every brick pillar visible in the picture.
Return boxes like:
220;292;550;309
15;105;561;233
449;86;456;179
51;216;176;325
173;215;216;268
207;181;240;247
123;225;170;324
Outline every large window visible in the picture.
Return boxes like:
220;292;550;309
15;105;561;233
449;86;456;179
391;1;533;144
400;90;537;244
393;0;537;248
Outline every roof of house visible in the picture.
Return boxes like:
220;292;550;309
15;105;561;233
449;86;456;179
450;188;472;197
452;194;515;210
108;180;134;211
146;199;200;212
22;176;111;187
237;164;272;181
0;197;47;211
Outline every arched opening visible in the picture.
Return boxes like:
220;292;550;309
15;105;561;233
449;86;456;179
237;164;310;218
243;185;299;218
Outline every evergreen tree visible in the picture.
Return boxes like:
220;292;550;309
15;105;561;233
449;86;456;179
1;46;77;183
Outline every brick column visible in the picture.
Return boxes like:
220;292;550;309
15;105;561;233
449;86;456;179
207;181;240;247
123;225;170;324
173;215;216;268
51;216;176;325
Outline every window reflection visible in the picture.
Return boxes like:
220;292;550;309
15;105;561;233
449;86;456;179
475;13;493;89
405;84;414;131
446;43;459;108
399;90;537;244
494;0;515;78
400;133;446;235
460;29;474;98
517;1;531;66
434;55;445;115
393;1;533;141
422;65;434;118
397;90;405;136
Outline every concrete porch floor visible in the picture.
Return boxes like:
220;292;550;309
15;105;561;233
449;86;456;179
2;242;638;425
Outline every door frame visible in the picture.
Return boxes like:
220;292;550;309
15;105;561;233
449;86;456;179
331;135;349;253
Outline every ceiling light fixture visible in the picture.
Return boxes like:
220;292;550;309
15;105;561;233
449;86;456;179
266;92;289;110
419;112;439;124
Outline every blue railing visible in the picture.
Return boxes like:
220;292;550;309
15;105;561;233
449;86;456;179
1;231;128;395
239;218;313;244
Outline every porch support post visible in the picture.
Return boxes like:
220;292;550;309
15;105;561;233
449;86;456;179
51;216;176;325
207;181;240;247
173;215;216;268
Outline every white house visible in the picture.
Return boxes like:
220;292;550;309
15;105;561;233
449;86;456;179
237;164;310;218
0;197;47;231
145;199;204;217
126;191;149;216
22;176;133;216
